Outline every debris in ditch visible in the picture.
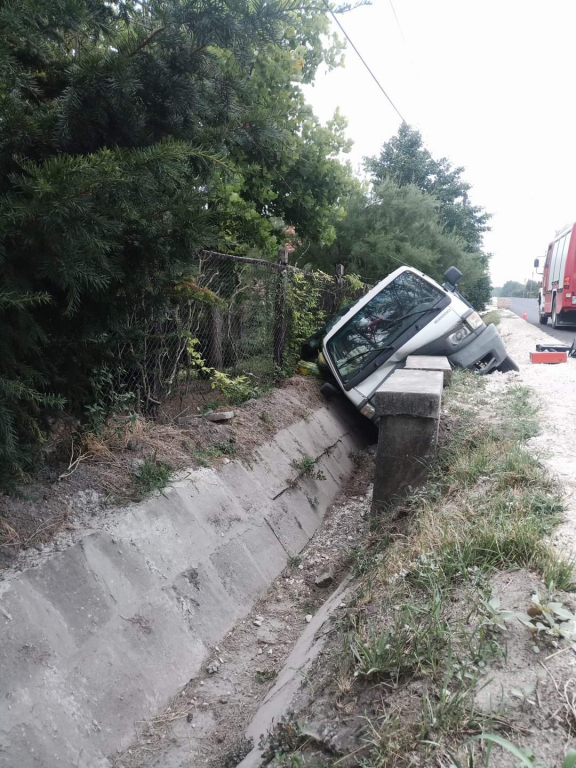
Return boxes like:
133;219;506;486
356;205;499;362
187;712;193;723
315;564;335;587
305;614;313;623
253;616;263;627
208;660;220;674
204;411;235;422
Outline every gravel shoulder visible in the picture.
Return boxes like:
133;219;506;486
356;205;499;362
492;313;576;555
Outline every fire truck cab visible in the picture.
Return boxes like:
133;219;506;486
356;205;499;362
535;222;576;327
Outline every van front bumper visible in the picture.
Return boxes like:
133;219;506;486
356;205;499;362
448;323;507;373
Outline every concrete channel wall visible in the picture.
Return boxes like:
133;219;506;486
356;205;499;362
0;400;365;768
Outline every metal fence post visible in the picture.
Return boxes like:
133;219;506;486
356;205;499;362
208;304;223;370
273;248;289;369
334;263;345;314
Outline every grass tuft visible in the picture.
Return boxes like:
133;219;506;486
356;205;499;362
133;456;171;498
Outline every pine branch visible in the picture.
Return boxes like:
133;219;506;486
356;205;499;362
129;26;165;57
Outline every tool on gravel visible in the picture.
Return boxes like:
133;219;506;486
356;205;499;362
535;339;576;358
530;351;568;364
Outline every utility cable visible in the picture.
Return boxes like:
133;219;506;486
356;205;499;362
321;0;407;124
388;0;408;49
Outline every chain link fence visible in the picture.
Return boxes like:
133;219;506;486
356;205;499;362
113;250;370;419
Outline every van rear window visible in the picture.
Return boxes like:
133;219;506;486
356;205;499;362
326;271;445;384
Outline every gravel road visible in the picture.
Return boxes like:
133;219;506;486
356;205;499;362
508;296;576;344
489;312;576;555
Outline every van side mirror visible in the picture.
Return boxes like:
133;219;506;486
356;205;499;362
443;266;462;287
534;258;540;268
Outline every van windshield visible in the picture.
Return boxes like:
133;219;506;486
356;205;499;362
326;271;446;384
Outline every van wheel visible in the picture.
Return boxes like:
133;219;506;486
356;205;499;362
320;382;338;399
552;297;561;328
496;355;520;373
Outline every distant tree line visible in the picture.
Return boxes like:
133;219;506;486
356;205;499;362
493;280;539;298
303;124;493;311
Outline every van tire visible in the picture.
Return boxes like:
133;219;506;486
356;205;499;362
320;382;338;399
496;355;520;373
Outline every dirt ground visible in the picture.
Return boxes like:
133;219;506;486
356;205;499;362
0;377;323;571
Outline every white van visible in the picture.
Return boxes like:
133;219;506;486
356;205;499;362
321;266;515;420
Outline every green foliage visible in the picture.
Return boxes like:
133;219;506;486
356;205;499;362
255;668;277;684
291;455;326;480
133;456;171;498
84;367;135;434
211;371;259;406
0;0;355;480
195;441;237;466
259;410;273;425
501;279;539;298
365;124;491;252
303;125;494;310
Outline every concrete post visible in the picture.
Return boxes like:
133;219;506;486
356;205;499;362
372;369;443;514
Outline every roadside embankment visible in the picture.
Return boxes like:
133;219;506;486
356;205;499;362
239;362;576;768
494;312;576;554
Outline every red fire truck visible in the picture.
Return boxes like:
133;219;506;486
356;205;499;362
535;222;576;327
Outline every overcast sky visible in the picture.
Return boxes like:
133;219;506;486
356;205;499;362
302;0;576;287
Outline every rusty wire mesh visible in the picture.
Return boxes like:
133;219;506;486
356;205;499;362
113;250;370;418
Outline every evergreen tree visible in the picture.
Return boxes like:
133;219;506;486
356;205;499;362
365;124;491;252
0;0;353;475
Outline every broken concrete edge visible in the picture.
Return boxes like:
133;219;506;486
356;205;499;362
0;400;366;768
404;354;452;386
237;577;353;768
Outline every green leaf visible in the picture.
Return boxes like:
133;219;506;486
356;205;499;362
562;749;576;768
548;602;574;621
463;734;538;766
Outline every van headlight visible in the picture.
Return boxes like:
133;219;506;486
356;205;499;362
448;325;471;345
465;311;484;331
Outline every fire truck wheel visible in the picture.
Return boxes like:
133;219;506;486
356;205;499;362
552;297;560;328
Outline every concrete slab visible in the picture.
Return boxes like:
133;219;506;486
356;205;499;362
405;355;452;385
375;369;444;419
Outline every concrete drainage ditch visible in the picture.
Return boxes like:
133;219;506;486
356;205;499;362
1;357;447;768
0;397;367;768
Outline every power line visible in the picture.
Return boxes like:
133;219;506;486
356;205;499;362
321;0;406;125
388;0;408;48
